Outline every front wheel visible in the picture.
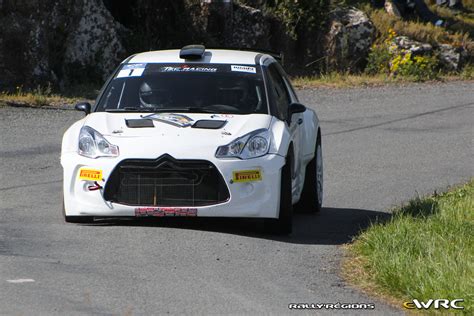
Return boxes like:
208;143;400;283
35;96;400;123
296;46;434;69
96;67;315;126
296;133;323;213
264;157;293;235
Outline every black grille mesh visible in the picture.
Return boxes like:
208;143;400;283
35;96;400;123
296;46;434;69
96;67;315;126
104;155;229;206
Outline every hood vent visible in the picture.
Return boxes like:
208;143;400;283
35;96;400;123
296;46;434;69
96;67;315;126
192;120;227;129
125;119;154;128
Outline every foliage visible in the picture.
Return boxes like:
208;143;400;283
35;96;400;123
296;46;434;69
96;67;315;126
365;45;393;75
264;0;330;40
371;7;469;45
365;29;397;74
460;63;474;79
336;1;473;76
390;52;439;80
365;29;439;81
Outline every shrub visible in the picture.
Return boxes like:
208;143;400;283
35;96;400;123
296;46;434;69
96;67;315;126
461;63;474;80
365;29;396;74
265;0;330;40
390;52;439;81
365;29;439;81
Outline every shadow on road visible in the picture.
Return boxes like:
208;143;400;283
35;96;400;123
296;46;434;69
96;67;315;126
85;207;391;245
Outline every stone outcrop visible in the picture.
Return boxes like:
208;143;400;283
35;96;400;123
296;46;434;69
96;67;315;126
437;44;465;71
391;36;465;70
228;4;270;48
0;0;127;90
0;1;377;91
1;0;276;90
391;36;433;55
62;0;126;86
325;7;376;71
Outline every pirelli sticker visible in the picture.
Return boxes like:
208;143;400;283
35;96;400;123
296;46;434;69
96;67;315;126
79;168;103;181
232;169;262;183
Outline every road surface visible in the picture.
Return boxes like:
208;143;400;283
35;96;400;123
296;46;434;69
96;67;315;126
1;82;473;315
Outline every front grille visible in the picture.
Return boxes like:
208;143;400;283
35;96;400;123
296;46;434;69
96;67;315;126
103;155;230;206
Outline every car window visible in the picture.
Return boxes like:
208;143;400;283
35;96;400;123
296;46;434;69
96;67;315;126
267;63;291;121
95;63;267;114
276;64;299;102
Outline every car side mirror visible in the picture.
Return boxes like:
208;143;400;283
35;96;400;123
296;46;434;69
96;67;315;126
289;102;306;114
75;102;91;115
287;102;306;124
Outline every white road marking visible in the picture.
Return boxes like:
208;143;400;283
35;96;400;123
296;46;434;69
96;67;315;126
7;279;35;283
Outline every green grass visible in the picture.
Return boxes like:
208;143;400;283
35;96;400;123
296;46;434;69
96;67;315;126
344;180;474;314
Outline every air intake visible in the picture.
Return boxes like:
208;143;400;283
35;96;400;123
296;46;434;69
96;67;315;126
179;45;205;60
103;155;230;207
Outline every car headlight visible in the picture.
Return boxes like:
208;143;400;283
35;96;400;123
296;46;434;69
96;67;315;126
78;126;119;158
216;129;270;159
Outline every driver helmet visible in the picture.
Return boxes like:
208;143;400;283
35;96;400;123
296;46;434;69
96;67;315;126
139;81;167;108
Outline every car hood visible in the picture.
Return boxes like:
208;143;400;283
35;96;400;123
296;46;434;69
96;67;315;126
81;112;272;159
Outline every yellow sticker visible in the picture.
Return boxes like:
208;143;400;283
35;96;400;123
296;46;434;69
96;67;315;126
79;168;103;181
232;170;262;183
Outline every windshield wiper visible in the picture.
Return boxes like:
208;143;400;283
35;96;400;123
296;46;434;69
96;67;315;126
105;107;196;113
146;107;217;113
105;107;152;112
105;107;235;114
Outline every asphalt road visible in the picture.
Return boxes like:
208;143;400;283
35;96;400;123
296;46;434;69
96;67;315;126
1;82;473;315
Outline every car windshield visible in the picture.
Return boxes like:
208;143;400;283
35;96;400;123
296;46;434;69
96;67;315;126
95;63;268;114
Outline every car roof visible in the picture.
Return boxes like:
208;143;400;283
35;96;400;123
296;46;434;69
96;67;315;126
126;49;270;65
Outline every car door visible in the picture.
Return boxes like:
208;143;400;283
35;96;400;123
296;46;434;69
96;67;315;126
277;65;305;194
266;63;303;196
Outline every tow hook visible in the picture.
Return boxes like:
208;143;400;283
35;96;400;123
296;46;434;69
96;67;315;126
87;181;103;191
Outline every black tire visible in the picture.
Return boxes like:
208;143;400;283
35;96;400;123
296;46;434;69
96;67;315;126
63;199;94;224
264;156;293;235
296;132;323;213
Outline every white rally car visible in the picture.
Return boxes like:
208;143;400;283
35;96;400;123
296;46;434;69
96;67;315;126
61;45;323;234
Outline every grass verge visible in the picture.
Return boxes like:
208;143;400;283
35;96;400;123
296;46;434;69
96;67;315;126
0;84;97;108
0;92;81;108
343;180;474;314
292;72;473;88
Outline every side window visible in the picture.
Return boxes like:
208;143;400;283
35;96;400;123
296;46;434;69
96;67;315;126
276;64;298;102
267;63;291;121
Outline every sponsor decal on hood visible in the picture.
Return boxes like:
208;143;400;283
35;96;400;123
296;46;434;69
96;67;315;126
142;113;194;127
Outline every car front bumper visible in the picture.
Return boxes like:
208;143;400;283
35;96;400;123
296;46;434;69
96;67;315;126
61;153;285;219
